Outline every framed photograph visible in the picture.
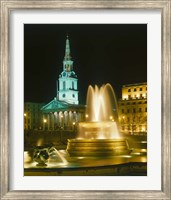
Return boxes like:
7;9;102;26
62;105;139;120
0;0;170;199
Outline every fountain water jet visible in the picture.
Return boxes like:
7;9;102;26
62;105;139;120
67;84;130;157
52;148;68;165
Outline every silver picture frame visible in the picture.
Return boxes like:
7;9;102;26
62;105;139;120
0;0;170;199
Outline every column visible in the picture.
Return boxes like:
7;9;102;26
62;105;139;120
52;112;55;130
54;112;57;130
47;114;50;130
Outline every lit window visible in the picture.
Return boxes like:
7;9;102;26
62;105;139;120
63;81;66;90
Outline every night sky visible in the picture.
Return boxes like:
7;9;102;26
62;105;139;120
24;24;147;104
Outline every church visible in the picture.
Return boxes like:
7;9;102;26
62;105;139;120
41;36;85;131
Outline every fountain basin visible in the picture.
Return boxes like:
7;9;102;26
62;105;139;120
78;121;120;139
66;138;131;157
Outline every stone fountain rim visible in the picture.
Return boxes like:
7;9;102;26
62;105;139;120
68;138;126;143
79;121;116;124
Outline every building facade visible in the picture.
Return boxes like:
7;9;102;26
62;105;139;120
24;102;45;130
118;82;147;135
41;36;85;131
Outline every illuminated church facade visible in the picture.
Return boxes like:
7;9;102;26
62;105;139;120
41;36;85;130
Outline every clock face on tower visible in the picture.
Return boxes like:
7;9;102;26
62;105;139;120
63;72;66;77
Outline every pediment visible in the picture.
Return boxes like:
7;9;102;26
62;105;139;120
41;99;69;112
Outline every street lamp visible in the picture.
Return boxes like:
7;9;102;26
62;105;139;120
43;119;47;130
85;114;88;121
72;121;76;133
24;113;27;130
109;116;114;121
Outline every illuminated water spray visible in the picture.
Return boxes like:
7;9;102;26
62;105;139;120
77;83;120;139
66;83;130;157
86;84;118;122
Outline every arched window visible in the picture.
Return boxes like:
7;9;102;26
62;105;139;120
63;81;66;90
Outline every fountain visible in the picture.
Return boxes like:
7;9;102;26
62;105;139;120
24;83;147;176
66;84;130;157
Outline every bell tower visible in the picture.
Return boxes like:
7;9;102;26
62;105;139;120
57;35;79;105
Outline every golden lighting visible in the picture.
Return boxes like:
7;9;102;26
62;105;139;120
142;127;145;132
143;93;146;97
24;113;27;117
43;119;47;123
109;116;113;120
123;96;127;100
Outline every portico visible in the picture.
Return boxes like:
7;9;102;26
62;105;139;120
41;98;85;130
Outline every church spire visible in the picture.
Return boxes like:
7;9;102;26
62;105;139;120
63;35;73;72
64;34;71;60
58;35;79;104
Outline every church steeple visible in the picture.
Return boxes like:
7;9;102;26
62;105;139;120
64;35;71;60
57;35;79;105
63;35;73;72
